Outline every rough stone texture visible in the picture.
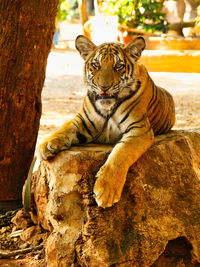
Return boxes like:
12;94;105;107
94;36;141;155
20;225;49;246
11;209;33;230
31;130;200;267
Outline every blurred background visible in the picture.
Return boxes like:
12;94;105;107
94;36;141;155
54;0;200;47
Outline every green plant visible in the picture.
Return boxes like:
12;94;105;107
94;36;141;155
103;0;169;34
197;4;200;21
56;0;79;25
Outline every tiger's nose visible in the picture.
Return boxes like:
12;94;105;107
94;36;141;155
99;85;110;92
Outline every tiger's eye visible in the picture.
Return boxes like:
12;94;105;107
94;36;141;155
114;63;124;71
91;62;100;70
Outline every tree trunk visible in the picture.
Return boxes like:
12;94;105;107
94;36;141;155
79;0;91;39
176;0;186;22
87;0;94;15
0;0;58;207
185;0;200;20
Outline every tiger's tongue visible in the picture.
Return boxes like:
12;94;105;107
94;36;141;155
99;93;111;97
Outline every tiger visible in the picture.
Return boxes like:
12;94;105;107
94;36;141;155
37;35;175;208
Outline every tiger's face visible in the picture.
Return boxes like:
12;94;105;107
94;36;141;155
76;35;145;112
85;43;134;110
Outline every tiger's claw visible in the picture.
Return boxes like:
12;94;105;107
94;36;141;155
37;137;69;160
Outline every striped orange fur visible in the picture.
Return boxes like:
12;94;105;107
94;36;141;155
38;35;175;208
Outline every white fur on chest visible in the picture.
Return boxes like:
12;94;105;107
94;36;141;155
97;116;121;144
106;118;122;143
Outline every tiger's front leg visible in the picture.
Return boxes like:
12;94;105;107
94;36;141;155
37;120;78;160
37;113;92;160
94;120;154;208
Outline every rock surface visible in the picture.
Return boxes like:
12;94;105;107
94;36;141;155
31;130;200;267
11;209;33;230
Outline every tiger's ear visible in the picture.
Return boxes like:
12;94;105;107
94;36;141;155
124;36;145;61
75;35;96;60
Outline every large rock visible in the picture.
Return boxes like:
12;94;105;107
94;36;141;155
31;130;200;267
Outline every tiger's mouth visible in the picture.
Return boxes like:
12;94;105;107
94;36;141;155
96;93;116;100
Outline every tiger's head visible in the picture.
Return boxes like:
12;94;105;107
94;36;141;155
75;35;145;112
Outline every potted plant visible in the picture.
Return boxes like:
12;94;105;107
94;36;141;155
102;0;169;43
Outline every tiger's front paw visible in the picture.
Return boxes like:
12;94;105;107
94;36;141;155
37;136;69;160
93;164;126;208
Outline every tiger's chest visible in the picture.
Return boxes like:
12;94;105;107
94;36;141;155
98;117;122;144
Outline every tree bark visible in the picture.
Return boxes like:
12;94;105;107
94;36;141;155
0;0;58;203
79;0;91;39
185;0;200;20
